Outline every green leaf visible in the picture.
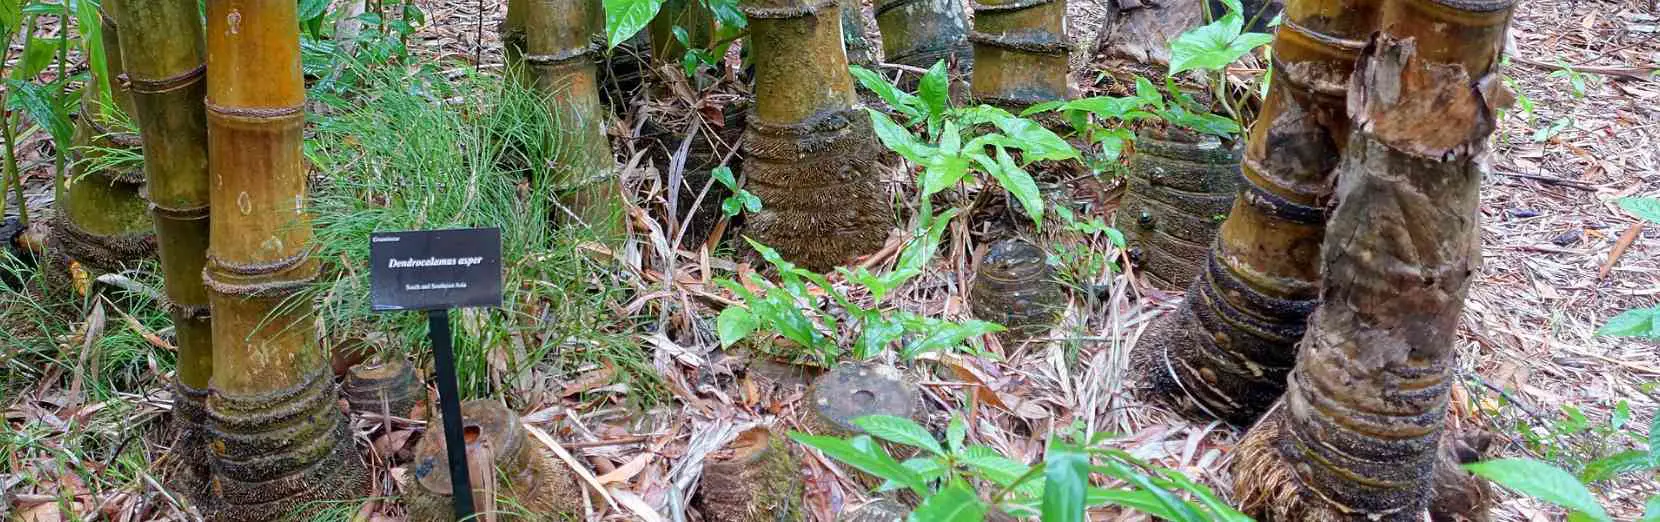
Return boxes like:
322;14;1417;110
880;456;947;492
1161;106;1242;137
868;108;934;163
1642;496;1660;522
1104;227;1126;249
12;37;56;81
1464;458;1612;522
6;80;70;150
299;0;331;21
851;314;906;359
792;433;928;494
0;0;19;36
853;415;946;456
712;165;737;189
1083;488;1193;520
902;319;1003;359
1597;307;1659;338
715;306;756;347
918;60;950;121
909;480;987;522
1619;197;1660;225
960;447;1040;497
1579;450;1656;483
1168;14;1271;76
1042;443;1090;522
604;0;666;48
1064;96;1154;120
990;147;1043;226
1216;0;1245;16
947;415;966;454
851;65;924;122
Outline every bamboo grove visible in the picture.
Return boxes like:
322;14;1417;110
4;0;1529;517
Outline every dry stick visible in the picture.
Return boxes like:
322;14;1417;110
1490;168;1596;191
1598;221;1643;279
1513;55;1658;80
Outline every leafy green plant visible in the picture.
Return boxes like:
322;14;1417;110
1550;60;1595;100
716;212;1004;365
1598;197;1660;338
0;0;81;228
792;415;1254;521
712;165;760;218
1465;411;1658;522
853;60;1077;229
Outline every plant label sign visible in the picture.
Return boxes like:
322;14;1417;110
369;228;503;311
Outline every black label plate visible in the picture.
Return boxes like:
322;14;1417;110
369;228;503;311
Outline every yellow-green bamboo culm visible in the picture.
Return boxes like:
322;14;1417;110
523;0;624;238
1232;0;1514;517
1129;0;1381;426
202;2;367;519
740;0;890;271
969;0;1069;108
50;7;153;276
106;0;214;507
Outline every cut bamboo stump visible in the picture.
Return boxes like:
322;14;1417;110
970;239;1064;341
1120;131;1242;289
804;362;920;435
697;427;805;522
343;358;422;419
406;400;582;521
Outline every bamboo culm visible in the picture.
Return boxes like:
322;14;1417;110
202;2;367;519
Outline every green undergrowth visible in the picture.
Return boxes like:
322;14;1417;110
304;65;660;404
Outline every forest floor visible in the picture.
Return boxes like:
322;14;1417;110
2;0;1657;520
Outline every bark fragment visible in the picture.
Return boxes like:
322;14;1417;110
1121;130;1242;289
1232;3;1512;515
1129;0;1381;425
696;427;805;522
406;400;583;521
970;239;1064;340
740;0;890;271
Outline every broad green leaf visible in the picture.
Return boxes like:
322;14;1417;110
902;319;1003;359
73;0;108;104
852;314;906;359
947;415;966;454
1082;488;1196;520
792;433;928;495
1643;496;1660;522
761;287;823;349
1169;14;1272;76
1465;458;1612;522
1217;0;1245;16
1020;100;1069;116
7;80;70;149
299;0;331;21
961;108;1077;162
705;0;746;28
939;121;962;156
712;165;737;189
868;108;934;163
1161;106;1242;137
1135;77;1164;109
1042;443;1090;522
918;60;950;122
0;0;19;37
1597;307;1658;338
909;480;987;522
715;306;756;347
1619;197;1660;225
851;66;924;122
991;147;1043;226
1104;226;1127;249
12;37;56;81
1157;468;1254;522
604;0;666;48
1579;450;1655;483
854;415;945;456
960;447;1040;497
1064;96;1154;120
880;456;947;492
920;153;970;197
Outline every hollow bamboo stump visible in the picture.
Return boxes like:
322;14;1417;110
970;239;1064;341
1120;131;1242;289
406;400;582;521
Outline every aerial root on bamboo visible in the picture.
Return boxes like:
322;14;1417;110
1231;31;1507;521
970;238;1064;341
405;400;581;521
695;427;805;522
741;109;890;271
206;370;369;522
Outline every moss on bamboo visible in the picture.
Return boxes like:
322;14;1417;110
875;0;971;70
970;239;1063;340
695;427;804;522
202;1;366;518
106;0;215;506
405;400;582;521
1120;130;1241;289
1231;4;1512;517
522;0;624;237
969;0;1069;108
1127;0;1381;425
740;0;890;270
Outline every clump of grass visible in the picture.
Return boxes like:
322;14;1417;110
304;66;658;403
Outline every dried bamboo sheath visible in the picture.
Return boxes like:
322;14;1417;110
106;0;216;506
875;0;971;69
740;0;889;271
202;2;365;518
53;8;153;273
1233;0;1513;518
1132;0;1380;425
969;0;1069;107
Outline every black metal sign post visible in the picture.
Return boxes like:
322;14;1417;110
370;228;504;521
